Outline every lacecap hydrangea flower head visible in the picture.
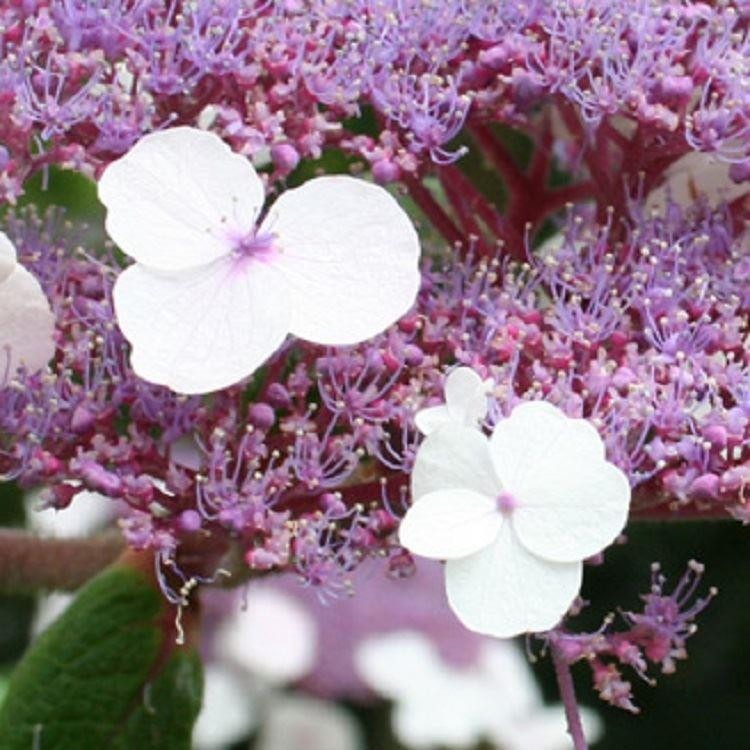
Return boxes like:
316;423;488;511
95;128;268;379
99;127;421;394
400;368;632;637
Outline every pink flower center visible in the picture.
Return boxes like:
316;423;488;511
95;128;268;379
230;230;277;264
496;491;518;516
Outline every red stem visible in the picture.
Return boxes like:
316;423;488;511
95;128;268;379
536;181;596;217
439;163;526;259
469;122;529;214
404;177;465;248
438;168;490;244
529;115;553;188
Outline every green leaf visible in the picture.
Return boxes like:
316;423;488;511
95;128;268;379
111;650;203;750
0;564;203;750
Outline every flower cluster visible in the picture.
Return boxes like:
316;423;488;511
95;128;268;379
2;190;744;604
546;560;717;713
2;0;748;735
2;1;750;202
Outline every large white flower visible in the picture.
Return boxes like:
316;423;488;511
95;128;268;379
99;127;421;395
401;399;631;638
0;231;55;386
414;367;493;435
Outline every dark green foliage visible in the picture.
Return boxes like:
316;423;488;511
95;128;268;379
0;565;202;750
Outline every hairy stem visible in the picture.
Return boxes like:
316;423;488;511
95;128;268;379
0;529;124;593
551;642;589;750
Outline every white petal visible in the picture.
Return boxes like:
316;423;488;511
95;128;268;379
496;706;603;750
0;231;17;282
478;641;542;715
444;367;490;426
168;435;204;471
193;665;257;750
263;176;420;345
392;674;492;750
27;490;113;538
445;526;582;638
0;264;55;385
215;587;317;684
646;151;748;213
511;460;631;563
412;425;499;501
258;695;364;750
400;489;501;560
99;127;264;271
354;632;443;699
489;401;604;491
490;402;630;562
113;257;291;394
413;404;450;435
32;592;74;639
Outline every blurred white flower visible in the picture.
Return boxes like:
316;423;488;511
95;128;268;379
27;490;113;539
356;631;601;750
194;585;321;749
214;586;317;685
257;695;364;750
99;126;421;394
27;490;115;637
192;664;259;750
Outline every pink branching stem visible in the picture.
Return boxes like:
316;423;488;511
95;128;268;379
556;102;617;211
469;121;529;215
404;176;465;248
551;641;589;750
438;163;526;260
629;484;742;521
468;118;594;252
438;168;489;243
528;114;553;187
536;181;596;217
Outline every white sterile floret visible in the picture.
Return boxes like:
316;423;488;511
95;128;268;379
192;664;258;750
400;399;631;638
99;127;422;395
214;586;317;685
354;631;602;750
0;231;55;387
257;695;364;750
414;366;493;435
355;630;501;750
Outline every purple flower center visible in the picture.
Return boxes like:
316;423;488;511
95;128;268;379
496;491;518;516
231;230;277;261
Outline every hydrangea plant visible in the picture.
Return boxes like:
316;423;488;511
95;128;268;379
0;1;744;748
